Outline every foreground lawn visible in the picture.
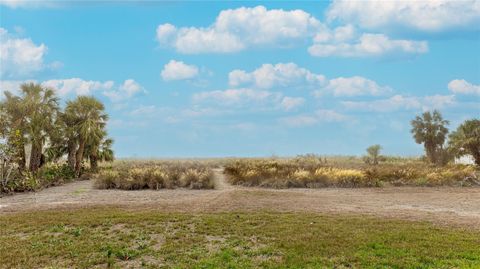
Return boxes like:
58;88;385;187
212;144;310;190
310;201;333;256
1;208;479;268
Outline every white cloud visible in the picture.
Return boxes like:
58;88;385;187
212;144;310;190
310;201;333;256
42;78;114;97
0;80;29;97
448;79;480;95
319;76;392;97
280;115;318;127
326;0;480;33
228;70;253;87
342;94;455;112
129;105;160;116
103;79;144;102
0;27;59;78
155;5;430;58
280;109;347;127
193;88;281;106
2;78;144;102
156;5;322;54
160;60;199;81
280;96;305;111
309;33;428;58
228;62;325;89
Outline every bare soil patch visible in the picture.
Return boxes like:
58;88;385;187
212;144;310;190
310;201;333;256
1;170;479;228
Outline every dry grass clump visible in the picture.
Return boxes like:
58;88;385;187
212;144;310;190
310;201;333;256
366;164;479;186
94;161;214;190
224;157;479;188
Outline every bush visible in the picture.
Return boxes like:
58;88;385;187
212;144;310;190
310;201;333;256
1;163;76;194
94;161;215;190
224;158;479;188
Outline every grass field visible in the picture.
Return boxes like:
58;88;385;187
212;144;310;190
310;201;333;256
1;208;479;268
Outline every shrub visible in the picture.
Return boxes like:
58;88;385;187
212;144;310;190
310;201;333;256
94;161;215;190
1;163;76;194
224;158;479;188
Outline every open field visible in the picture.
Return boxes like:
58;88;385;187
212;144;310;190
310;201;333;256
2;168;480;268
2;169;480;227
2;209;480;268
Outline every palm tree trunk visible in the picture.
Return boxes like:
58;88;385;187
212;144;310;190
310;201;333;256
18;141;26;170
425;143;436;164
29;141;42;172
90;152;98;172
75;138;85;177
67;140;77;171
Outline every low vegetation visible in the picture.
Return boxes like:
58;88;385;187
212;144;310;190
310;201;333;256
1;163;77;193
94;160;215;190
224;156;479;188
1;208;479;268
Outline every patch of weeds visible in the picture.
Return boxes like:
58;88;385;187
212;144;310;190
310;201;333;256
48;223;66;233
69;227;83;237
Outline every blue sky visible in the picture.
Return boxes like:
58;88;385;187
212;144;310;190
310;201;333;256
1;1;479;158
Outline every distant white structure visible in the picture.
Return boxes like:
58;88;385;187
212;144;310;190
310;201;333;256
455;154;475;165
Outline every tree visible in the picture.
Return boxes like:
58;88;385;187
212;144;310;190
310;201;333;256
85;133;114;171
0;130;22;192
365;144;382;165
411;110;449;165
449;119;480;166
0;92;28;170
64;96;108;176
20;83;59;172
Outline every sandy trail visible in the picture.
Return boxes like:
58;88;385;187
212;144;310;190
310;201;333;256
1;169;480;228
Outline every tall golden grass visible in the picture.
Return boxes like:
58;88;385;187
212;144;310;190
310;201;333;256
94;160;214;190
224;156;479;188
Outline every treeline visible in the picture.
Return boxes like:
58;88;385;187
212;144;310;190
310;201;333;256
365;111;479;167
1;83;113;191
411;110;479;166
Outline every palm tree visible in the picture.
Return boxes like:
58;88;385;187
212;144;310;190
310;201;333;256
0;84;58;172
20;83;59;172
85;132;114;171
366;144;382;165
65;96;108;176
48;111;79;170
98;138;114;163
411;110;449;165
449;119;480;166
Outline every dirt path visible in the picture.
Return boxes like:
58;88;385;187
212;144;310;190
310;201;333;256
1;171;480;228
212;168;234;190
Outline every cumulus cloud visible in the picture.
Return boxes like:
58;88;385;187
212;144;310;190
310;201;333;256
326;0;480;33
228;62;325;89
193;88;281;106
319;76;392;97
103;79;144;102
448;79;480;95
1;78;144;102
280;96;305;111
280;109;347;127
309;32;428;58
0;80;29;97
42;78;114;97
155;5;431;58
342;94;455;112
160;60;199;81
0;27;60;78
156;5;322;54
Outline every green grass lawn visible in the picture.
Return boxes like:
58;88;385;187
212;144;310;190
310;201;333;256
1;208;479;268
